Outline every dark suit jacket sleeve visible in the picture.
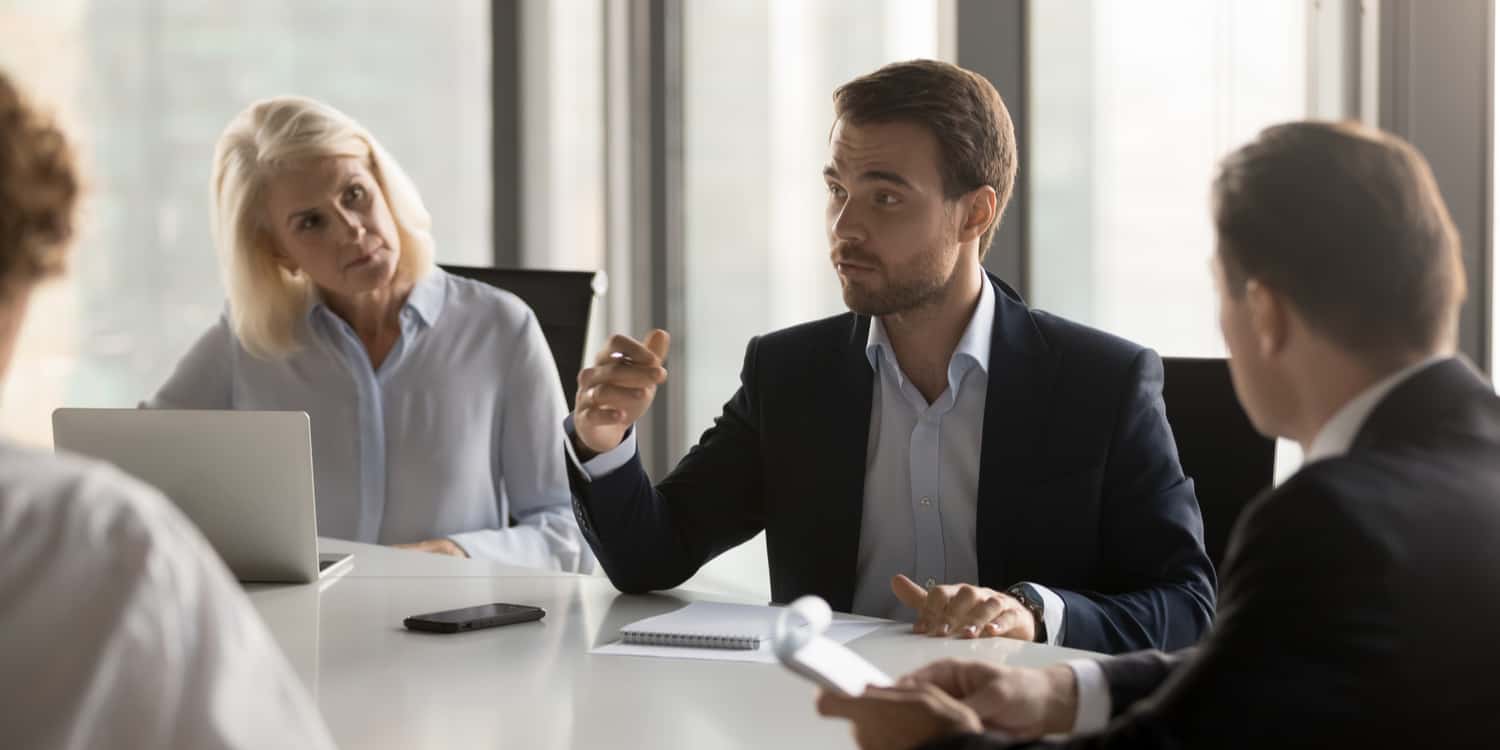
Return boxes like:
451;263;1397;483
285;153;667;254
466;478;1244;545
1097;649;1189;713
924;470;1392;750
566;337;768;593
1047;350;1216;653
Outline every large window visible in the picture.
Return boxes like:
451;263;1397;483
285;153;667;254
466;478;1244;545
1028;0;1308;358
679;0;944;599
1028;1;1312;484
0;1;490;446
520;0;605;274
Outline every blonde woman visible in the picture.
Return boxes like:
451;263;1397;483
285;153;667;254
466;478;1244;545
148;96;588;571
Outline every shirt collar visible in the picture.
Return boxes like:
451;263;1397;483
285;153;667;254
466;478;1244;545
864;269;995;383
1304;354;1451;463
401;265;446;327
305;264;446;329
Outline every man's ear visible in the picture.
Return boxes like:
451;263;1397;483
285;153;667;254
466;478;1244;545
1244;279;1288;358
957;186;997;244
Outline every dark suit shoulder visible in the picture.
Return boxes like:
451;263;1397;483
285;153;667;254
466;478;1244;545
1229;457;1443;572
741;312;864;395
1029;308;1152;373
1263;442;1500;553
1019;309;1164;466
1216;441;1500;734
1230;445;1500;639
1232;463;1389;558
751;311;861;355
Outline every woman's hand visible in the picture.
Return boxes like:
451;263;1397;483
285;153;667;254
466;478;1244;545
393;538;468;558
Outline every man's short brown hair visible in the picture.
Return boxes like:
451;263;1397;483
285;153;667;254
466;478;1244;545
0;70;78;300
833;59;1017;257
1214;121;1465;364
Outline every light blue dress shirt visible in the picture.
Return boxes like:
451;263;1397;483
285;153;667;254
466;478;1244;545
579;273;1063;640
146;268;591;571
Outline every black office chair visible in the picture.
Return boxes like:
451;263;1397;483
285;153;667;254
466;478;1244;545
440;264;605;406
1161;356;1276;571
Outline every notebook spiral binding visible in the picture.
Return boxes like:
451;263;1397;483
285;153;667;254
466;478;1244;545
620;631;761;650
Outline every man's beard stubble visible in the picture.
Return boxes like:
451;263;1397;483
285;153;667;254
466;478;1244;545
837;243;957;317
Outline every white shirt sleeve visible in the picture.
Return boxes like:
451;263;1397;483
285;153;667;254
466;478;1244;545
448;507;592;572
0;447;335;750
563;416;639;480
1066;658;1113;734
451;309;594;573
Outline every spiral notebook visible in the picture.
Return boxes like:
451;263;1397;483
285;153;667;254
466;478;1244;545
618;602;777;650
595;602;885;663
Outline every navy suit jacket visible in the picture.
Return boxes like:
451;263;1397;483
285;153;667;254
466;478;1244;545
568;275;1215;653
926;357;1500;748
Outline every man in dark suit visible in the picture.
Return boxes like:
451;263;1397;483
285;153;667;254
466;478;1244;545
815;121;1500;747
565;60;1214;654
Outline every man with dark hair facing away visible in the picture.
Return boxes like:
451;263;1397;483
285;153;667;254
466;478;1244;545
817;121;1500;749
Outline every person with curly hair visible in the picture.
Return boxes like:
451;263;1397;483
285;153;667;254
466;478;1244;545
0;70;335;749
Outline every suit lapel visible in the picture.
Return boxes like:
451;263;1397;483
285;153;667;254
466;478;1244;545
974;274;1058;587
820;314;875;612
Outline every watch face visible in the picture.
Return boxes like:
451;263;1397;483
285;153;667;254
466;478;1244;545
1007;586;1047;642
1007;585;1035;607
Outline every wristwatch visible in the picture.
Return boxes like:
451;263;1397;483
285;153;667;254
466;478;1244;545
1005;583;1048;643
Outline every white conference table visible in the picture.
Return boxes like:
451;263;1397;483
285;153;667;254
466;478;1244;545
246;539;1099;749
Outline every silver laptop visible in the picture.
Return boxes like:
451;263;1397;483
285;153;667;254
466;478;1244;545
52;408;351;584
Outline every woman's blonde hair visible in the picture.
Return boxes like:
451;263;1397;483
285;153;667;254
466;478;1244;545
212;96;435;359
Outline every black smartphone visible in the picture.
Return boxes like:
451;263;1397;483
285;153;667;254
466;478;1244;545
403;602;546;634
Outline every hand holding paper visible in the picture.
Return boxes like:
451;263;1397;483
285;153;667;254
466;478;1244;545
773;596;892;697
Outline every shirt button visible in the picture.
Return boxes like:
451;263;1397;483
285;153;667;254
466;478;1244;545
920;496;932;506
